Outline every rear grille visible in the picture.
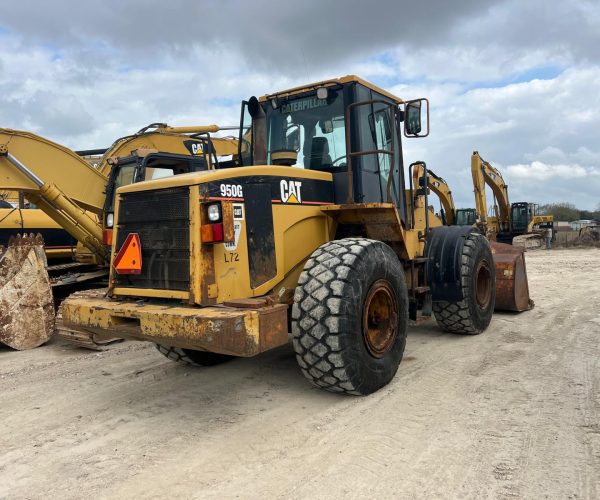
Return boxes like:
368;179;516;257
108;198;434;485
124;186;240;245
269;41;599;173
114;187;190;291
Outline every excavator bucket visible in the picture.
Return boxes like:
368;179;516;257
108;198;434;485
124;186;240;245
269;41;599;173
0;233;55;349
490;241;534;312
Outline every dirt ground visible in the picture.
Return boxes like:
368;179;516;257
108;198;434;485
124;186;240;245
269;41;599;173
1;248;599;499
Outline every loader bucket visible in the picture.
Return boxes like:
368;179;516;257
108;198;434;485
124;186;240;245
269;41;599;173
0;234;55;349
490;241;534;312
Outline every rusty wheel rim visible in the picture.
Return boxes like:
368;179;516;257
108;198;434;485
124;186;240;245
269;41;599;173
362;280;398;358
475;259;493;308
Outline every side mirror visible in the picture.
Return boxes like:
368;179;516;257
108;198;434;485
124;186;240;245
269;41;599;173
404;98;429;138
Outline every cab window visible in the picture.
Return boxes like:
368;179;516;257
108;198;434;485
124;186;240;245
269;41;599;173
265;89;347;170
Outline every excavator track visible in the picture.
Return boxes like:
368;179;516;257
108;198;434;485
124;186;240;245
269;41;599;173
0;234;55;349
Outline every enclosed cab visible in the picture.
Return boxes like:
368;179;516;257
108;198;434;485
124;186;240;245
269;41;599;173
497;202;554;244
455;208;477;227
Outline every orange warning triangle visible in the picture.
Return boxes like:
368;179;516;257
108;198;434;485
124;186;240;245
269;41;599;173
113;233;142;275
286;193;299;204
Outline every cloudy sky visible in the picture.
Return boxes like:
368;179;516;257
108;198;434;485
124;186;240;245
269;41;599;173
1;0;599;210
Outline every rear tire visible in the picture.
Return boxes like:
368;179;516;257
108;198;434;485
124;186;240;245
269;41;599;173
433;232;495;334
155;344;233;366
292;238;408;395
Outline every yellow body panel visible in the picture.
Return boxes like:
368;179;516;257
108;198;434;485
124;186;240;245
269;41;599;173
260;75;404;105
117;164;332;194
111;165;333;304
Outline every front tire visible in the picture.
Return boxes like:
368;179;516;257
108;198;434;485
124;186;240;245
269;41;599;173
292;238;408;395
433;232;495;334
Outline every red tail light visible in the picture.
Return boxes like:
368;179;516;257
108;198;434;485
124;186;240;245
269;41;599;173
212;223;224;241
201;223;224;243
102;229;113;246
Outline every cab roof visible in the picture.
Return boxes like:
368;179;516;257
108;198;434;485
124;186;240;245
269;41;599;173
259;75;403;105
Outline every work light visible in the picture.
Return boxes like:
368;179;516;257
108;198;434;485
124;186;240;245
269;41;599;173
207;203;221;222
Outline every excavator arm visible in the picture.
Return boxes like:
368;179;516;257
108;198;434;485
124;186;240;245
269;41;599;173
412;162;456;225
427;170;456;225
471;151;510;233
100;123;240;173
0;130;110;262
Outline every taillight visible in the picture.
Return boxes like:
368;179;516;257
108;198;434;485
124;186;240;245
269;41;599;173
102;229;113;246
201;223;224;243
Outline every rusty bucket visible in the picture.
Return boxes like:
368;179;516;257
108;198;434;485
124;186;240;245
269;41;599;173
490;241;534;312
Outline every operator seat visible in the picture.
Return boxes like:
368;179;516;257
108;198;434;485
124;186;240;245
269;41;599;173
308;137;333;171
306;136;348;204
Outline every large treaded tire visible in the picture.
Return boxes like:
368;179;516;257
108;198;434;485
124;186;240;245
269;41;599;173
155;344;233;366
291;238;408;395
432;232;495;334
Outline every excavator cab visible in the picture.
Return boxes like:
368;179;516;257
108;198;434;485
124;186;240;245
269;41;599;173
455;208;477;226
103;151;214;230
510;202;531;235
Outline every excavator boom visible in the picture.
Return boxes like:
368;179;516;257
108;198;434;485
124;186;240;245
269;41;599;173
471;151;510;234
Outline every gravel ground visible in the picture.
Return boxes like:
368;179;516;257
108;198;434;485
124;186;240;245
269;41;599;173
1;248;599;499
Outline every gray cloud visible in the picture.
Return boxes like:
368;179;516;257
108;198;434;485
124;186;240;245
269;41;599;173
1;0;487;73
0;0;599;209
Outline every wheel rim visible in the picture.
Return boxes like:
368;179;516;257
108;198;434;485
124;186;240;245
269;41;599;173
474;259;493;308
362;280;398;358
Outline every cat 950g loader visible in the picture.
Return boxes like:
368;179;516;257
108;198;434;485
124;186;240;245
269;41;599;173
62;76;502;395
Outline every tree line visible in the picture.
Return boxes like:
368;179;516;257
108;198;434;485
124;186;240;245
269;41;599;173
540;202;600;222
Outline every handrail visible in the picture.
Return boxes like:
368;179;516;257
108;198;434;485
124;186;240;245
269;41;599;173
344;99;396;204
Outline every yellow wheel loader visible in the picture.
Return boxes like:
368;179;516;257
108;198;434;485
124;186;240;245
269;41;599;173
63;76;502;395
0;125;238;349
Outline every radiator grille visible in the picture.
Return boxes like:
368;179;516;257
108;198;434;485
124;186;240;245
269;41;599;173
114;187;190;291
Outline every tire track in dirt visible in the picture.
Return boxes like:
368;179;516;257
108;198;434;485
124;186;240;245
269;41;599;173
0;249;598;499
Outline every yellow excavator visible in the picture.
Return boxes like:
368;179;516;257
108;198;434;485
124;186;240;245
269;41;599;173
0;124;239;349
0;124;239;258
469;151;554;247
62;75;533;396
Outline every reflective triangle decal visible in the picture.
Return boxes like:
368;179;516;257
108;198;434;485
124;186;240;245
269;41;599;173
113;233;142;275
